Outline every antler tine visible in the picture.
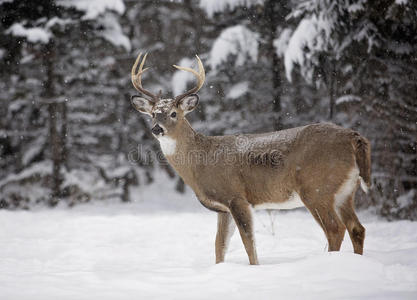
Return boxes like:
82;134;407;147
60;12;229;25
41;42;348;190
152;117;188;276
173;55;205;104
196;54;205;90
131;52;158;101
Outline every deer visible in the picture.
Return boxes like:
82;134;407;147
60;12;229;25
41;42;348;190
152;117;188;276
130;53;371;265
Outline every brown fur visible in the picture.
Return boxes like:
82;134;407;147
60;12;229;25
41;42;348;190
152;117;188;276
133;97;371;264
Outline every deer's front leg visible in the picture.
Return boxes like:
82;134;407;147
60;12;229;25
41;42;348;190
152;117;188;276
229;199;259;265
215;212;235;264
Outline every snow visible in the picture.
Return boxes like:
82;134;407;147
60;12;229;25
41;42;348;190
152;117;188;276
355;23;379;53
5;2;128;48
200;0;263;17
45;17;72;29
106;166;132;179
336;94;362;105
57;0;125;20
98;14;131;51
397;190;416;209
226;81;249;99
284;17;317;82
62;168;106;197
274;28;292;57
7;23;51;43
22;135;46;166
348;3;365;13
209;25;258;70
0;161;51;188
8;99;26;113
0;177;416;299
284;15;332;82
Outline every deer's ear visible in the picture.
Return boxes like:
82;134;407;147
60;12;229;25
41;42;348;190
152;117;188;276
178;94;199;115
131;95;153;116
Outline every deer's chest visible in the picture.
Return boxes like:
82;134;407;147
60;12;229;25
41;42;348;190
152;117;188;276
158;136;176;156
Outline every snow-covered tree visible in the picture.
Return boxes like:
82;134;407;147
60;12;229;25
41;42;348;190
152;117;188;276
0;0;134;207
198;1;294;133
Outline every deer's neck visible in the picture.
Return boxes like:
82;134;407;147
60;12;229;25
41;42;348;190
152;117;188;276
161;119;205;185
156;120;193;156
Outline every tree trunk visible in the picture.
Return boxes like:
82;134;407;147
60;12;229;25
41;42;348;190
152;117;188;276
48;103;61;205
264;0;282;130
329;63;336;120
44;41;63;206
61;100;68;170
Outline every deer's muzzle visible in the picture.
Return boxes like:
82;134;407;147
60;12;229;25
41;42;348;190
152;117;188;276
152;124;164;136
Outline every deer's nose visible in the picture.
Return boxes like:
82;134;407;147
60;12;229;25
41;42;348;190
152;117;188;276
152;124;164;136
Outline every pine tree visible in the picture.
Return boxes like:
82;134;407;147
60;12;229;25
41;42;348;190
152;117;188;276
0;0;131;207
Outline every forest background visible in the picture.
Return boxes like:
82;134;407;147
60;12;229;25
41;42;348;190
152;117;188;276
0;0;416;220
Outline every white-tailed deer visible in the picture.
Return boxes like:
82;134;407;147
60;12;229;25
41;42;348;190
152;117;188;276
130;53;371;265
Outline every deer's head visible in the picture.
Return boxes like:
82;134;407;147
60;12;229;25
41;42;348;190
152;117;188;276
130;53;205;138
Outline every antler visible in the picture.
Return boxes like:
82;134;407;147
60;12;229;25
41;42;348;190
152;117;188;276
131;52;158;101
173;55;205;105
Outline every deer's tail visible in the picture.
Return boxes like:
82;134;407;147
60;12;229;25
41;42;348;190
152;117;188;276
352;132;371;193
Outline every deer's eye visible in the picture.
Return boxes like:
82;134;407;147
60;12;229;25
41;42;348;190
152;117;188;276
170;112;177;118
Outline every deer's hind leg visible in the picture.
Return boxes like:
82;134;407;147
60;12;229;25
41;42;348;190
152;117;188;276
301;190;346;252
311;205;346;252
337;194;365;255
215;212;236;264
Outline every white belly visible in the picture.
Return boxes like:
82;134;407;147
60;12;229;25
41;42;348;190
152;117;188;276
253;191;304;210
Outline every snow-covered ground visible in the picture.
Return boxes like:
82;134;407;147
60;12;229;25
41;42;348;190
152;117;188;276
1;178;416;299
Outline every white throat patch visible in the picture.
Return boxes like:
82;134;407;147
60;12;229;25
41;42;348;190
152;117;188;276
158;136;177;156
